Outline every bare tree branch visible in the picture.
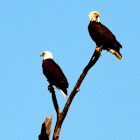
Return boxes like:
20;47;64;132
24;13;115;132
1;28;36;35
52;48;101;140
48;85;61;118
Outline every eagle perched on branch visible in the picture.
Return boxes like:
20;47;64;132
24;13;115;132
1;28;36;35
40;51;69;97
88;11;122;59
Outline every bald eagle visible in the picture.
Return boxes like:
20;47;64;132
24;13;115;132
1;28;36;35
88;11;122;59
40;51;69;97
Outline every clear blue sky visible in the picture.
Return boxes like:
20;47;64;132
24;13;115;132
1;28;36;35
0;0;140;140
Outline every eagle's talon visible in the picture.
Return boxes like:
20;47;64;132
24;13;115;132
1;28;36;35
48;85;51;90
95;47;101;52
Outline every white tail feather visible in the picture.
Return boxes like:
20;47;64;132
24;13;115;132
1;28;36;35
60;89;67;98
109;49;122;59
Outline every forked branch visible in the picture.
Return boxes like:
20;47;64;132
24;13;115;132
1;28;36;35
52;47;102;140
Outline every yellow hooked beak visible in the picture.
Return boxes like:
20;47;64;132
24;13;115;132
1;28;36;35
40;53;44;57
96;12;100;17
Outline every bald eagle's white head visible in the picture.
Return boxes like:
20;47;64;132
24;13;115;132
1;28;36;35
40;51;53;60
89;11;100;22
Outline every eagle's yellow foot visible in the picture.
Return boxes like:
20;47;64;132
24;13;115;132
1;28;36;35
48;85;51;90
95;47;101;52
95;47;102;56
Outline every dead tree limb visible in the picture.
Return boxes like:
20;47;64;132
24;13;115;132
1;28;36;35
48;86;61;118
52;48;101;140
39;116;52;140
